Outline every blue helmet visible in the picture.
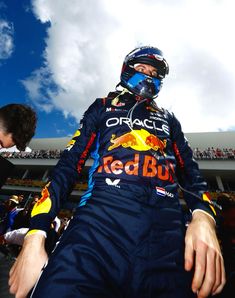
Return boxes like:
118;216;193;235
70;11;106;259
120;46;169;99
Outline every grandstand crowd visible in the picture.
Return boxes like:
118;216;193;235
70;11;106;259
0;147;235;160
193;147;235;160
0;149;62;159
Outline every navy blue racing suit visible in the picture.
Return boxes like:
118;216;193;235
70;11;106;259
29;90;216;298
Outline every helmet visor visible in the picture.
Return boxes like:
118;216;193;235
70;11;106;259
126;72;162;99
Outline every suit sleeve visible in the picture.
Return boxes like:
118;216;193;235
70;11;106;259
29;99;102;232
168;111;217;219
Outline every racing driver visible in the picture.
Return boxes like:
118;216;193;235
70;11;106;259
9;46;225;298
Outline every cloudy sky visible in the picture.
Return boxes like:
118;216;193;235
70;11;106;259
0;0;235;138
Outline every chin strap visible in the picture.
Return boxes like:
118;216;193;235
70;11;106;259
115;83;148;102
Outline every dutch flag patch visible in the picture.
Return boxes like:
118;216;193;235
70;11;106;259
156;187;166;197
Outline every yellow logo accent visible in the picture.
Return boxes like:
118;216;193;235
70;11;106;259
66;130;81;150
31;183;52;217
72;130;81;138
202;193;216;216
66;139;75;148
111;97;125;107
26;229;45;237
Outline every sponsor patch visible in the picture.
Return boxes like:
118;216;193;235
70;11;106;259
106;117;170;135
105;178;121;188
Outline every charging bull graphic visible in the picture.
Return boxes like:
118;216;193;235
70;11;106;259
108;133;138;150
145;135;167;155
108;129;167;155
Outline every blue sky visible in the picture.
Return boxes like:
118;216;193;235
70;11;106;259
0;0;77;138
1;0;235;140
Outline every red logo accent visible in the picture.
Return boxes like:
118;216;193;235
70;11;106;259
77;133;96;173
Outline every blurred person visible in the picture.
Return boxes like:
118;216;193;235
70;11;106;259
9;46;225;298
0;103;37;194
0;106;36;225
0;103;37;151
0;104;36;297
12;194;41;231
0;195;22;262
11;204;31;231
17;195;25;207
57;216;70;236
31;194;40;205
4;195;23;233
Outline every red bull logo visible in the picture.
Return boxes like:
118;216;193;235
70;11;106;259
97;154;175;182
99;130;172;181
108;129;167;155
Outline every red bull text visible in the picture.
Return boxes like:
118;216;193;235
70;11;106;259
97;154;175;182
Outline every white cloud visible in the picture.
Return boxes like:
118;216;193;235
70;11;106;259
24;0;235;132
0;19;14;60
21;66;56;113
